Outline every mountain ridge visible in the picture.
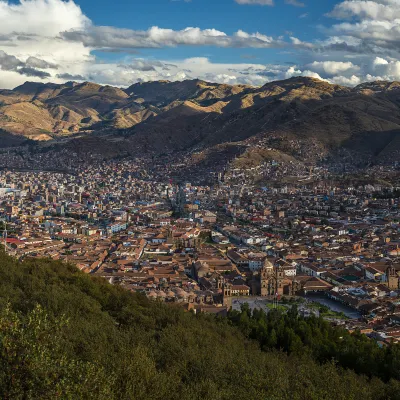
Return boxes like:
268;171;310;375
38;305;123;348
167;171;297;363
1;76;400;173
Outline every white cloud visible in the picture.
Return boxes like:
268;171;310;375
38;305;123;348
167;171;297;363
235;0;274;5
285;0;305;7
62;26;286;50
0;0;92;88
284;66;325;80
373;56;389;67
306;60;360;75
323;0;400;55
370;56;400;80
235;0;305;8
86;57;274;87
0;0;89;37
290;36;314;49
328;0;400;21
329;74;361;86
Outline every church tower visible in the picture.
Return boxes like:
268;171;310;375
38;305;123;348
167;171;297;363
276;267;285;295
216;276;224;290
387;266;399;290
260;258;274;296
222;282;232;309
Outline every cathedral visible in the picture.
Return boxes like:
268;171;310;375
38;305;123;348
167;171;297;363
259;259;301;296
387;265;400;290
216;276;233;308
218;259;307;309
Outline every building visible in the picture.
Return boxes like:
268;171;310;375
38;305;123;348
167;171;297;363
260;258;301;296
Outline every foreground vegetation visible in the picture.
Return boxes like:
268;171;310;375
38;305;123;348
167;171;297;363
0;252;399;399
229;304;400;383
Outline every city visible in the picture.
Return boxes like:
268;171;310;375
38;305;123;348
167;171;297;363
1;157;399;345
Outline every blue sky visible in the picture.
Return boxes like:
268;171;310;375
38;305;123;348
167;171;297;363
81;0;337;64
1;0;400;88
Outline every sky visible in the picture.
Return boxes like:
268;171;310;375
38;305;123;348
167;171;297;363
2;0;400;89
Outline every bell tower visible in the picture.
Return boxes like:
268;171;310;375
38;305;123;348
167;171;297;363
262;258;274;278
216;276;224;289
224;282;232;297
223;282;232;308
276;268;285;295
260;259;274;296
387;266;399;290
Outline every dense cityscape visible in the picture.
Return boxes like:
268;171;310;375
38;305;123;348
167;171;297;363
1;154;399;346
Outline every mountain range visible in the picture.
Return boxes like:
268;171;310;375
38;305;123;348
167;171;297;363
2;77;400;169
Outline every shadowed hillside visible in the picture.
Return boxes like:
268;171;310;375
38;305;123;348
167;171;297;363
2;77;400;167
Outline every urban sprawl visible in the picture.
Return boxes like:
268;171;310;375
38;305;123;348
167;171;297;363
1;156;400;346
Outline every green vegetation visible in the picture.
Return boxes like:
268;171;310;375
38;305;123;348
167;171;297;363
229;304;400;384
263;302;287;312
0;252;399;399
308;301;348;320
263;298;348;319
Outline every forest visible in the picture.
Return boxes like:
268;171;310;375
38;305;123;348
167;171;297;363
228;303;400;382
0;251;399;399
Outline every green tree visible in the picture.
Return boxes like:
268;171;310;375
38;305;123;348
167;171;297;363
0;304;112;400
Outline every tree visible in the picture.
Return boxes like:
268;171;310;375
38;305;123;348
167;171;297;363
267;328;278;348
0;304;112;399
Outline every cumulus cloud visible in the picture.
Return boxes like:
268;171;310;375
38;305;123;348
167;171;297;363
330;74;361;86
284;66;325;80
62;26;286;50
0;0;89;37
328;0;400;21
85;56;373;89
370;56;400;80
306;61;360;75
290;36;314;49
118;59;170;72
322;0;400;56
0;0;92;88
86;57;275;87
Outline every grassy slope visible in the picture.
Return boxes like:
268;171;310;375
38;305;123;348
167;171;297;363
0;252;398;399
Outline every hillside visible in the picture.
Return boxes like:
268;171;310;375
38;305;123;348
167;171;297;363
0;81;137;139
122;77;400;162
0;79;249;140
0;251;399;399
125;79;250;105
